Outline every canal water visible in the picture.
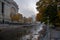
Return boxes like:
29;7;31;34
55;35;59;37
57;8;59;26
20;23;44;40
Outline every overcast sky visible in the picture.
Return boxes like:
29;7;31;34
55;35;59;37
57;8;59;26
14;0;38;17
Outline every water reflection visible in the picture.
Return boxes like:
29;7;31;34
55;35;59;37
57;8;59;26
20;23;43;40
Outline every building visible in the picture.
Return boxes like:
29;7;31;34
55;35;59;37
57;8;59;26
23;17;27;23
23;17;33;23
0;0;18;22
27;17;33;23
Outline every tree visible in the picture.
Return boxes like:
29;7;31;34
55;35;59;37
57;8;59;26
43;3;57;24
57;7;60;19
10;13;20;22
36;13;42;21
36;0;49;22
14;14;20;22
36;0;60;26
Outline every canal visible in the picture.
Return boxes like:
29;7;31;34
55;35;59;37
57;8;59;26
20;23;43;40
0;23;44;40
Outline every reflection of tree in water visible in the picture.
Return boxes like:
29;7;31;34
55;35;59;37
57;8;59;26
0;26;32;40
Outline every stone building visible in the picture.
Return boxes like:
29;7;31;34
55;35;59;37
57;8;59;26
0;0;18;22
23;17;33;23
27;17;33;23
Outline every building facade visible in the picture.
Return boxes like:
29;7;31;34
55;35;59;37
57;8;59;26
0;0;18;22
23;17;33;23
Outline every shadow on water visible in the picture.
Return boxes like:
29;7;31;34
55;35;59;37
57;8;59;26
0;25;32;40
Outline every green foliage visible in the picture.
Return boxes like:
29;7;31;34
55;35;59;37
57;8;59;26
36;0;60;27
43;4;57;24
36;0;60;26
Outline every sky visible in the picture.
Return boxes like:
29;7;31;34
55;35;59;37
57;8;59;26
14;0;38;18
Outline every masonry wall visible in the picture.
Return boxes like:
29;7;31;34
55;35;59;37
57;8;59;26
0;1;3;21
0;0;18;22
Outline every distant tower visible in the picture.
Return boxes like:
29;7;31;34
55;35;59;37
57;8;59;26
31;15;36;22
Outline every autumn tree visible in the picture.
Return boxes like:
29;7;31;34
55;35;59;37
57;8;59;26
43;3;57;24
36;13;42;22
15;14;20;22
10;13;20;22
36;0;60;27
36;0;50;22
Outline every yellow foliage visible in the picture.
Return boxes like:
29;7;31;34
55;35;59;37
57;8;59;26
58;10;60;19
36;13;42;21
43;0;52;4
40;6;46;13
14;14;20;21
10;13;20;22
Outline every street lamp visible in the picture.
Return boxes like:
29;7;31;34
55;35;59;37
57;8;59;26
47;16;51;40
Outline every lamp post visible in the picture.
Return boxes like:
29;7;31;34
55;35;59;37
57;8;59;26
47;16;51;40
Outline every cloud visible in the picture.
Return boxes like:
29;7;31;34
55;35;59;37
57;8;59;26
20;8;35;17
14;0;38;17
